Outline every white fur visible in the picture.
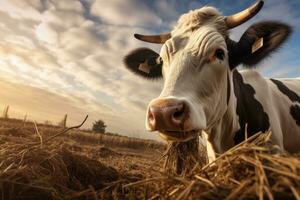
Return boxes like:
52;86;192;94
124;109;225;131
171;7;227;37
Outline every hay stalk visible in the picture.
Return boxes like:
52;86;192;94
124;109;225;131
164;136;207;176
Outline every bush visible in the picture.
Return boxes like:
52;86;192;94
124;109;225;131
92;120;106;133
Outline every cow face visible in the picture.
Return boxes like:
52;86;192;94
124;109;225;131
123;1;291;142
150;25;229;141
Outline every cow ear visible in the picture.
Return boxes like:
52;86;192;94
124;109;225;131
123;48;162;79
229;21;292;68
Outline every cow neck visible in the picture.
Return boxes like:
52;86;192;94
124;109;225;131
232;70;270;145
206;69;240;153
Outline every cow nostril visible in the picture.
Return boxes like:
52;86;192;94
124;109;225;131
172;103;186;122
173;108;184;119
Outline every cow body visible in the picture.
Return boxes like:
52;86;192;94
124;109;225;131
124;1;298;159
209;69;300;154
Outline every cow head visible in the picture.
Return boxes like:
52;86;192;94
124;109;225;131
124;1;291;142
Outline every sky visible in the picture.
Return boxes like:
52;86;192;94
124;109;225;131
0;0;299;140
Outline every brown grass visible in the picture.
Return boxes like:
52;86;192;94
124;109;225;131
1;118;300;199
164;136;208;176
0;117;165;151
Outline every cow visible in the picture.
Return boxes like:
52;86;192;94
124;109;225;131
123;0;300;160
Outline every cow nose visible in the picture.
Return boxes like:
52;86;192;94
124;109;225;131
147;99;189;131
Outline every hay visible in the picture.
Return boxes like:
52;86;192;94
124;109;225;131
164;136;208;176
1;118;300;200
123;132;300;199
0;116;121;200
0;142;120;200
98;146;122;158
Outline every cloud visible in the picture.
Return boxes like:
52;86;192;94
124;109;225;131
0;0;165;140
0;0;43;21
90;0;162;27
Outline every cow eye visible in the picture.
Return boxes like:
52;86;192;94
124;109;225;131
215;49;225;60
148;56;162;66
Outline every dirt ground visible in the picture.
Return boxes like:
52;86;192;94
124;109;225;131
0;118;166;200
1;118;300;200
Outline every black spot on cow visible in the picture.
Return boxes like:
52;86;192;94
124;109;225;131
290;105;300;126
270;79;300;126
233;70;270;144
270;79;300;102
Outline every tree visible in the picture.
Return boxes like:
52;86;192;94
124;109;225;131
58;114;67;128
92;120;106;133
2;105;9;119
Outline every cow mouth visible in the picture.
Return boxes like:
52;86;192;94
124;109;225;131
159;130;199;142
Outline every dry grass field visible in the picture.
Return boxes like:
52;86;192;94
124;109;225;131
1;117;300;200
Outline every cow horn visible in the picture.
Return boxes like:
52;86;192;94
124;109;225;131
134;33;171;44
225;1;264;29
